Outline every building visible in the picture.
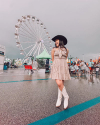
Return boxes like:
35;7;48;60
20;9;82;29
0;45;5;71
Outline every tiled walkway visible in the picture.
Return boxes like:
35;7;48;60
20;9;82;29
0;69;100;125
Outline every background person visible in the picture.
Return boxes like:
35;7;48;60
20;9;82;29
88;59;94;75
70;63;75;74
80;60;85;73
33;59;38;72
84;62;90;73
96;62;99;77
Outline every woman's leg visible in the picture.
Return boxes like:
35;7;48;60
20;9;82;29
56;79;64;91
55;79;63;107
55;79;69;109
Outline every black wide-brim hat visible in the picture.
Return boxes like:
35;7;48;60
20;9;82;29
52;35;67;45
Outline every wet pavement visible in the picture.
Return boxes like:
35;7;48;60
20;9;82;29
0;68;100;125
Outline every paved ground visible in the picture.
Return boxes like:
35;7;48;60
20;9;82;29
0;68;100;125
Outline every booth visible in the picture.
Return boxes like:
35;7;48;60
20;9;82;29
36;49;51;73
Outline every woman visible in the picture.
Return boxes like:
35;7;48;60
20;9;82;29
50;35;71;110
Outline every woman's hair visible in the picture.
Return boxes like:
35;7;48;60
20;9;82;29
55;39;67;52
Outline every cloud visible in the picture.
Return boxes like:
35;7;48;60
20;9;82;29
0;0;100;62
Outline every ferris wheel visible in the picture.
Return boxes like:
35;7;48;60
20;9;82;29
15;15;52;62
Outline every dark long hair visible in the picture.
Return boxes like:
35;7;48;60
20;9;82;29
55;40;67;52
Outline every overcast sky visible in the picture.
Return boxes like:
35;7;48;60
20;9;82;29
0;0;100;61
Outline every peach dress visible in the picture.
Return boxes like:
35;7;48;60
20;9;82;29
50;48;71;80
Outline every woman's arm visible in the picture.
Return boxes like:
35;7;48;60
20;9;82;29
66;49;69;59
51;48;55;62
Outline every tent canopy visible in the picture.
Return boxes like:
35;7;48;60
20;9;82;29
36;49;51;59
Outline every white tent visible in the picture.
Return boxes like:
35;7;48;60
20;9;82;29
0;45;5;71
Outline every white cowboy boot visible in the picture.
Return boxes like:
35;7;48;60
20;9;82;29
62;86;69;109
56;88;62;107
